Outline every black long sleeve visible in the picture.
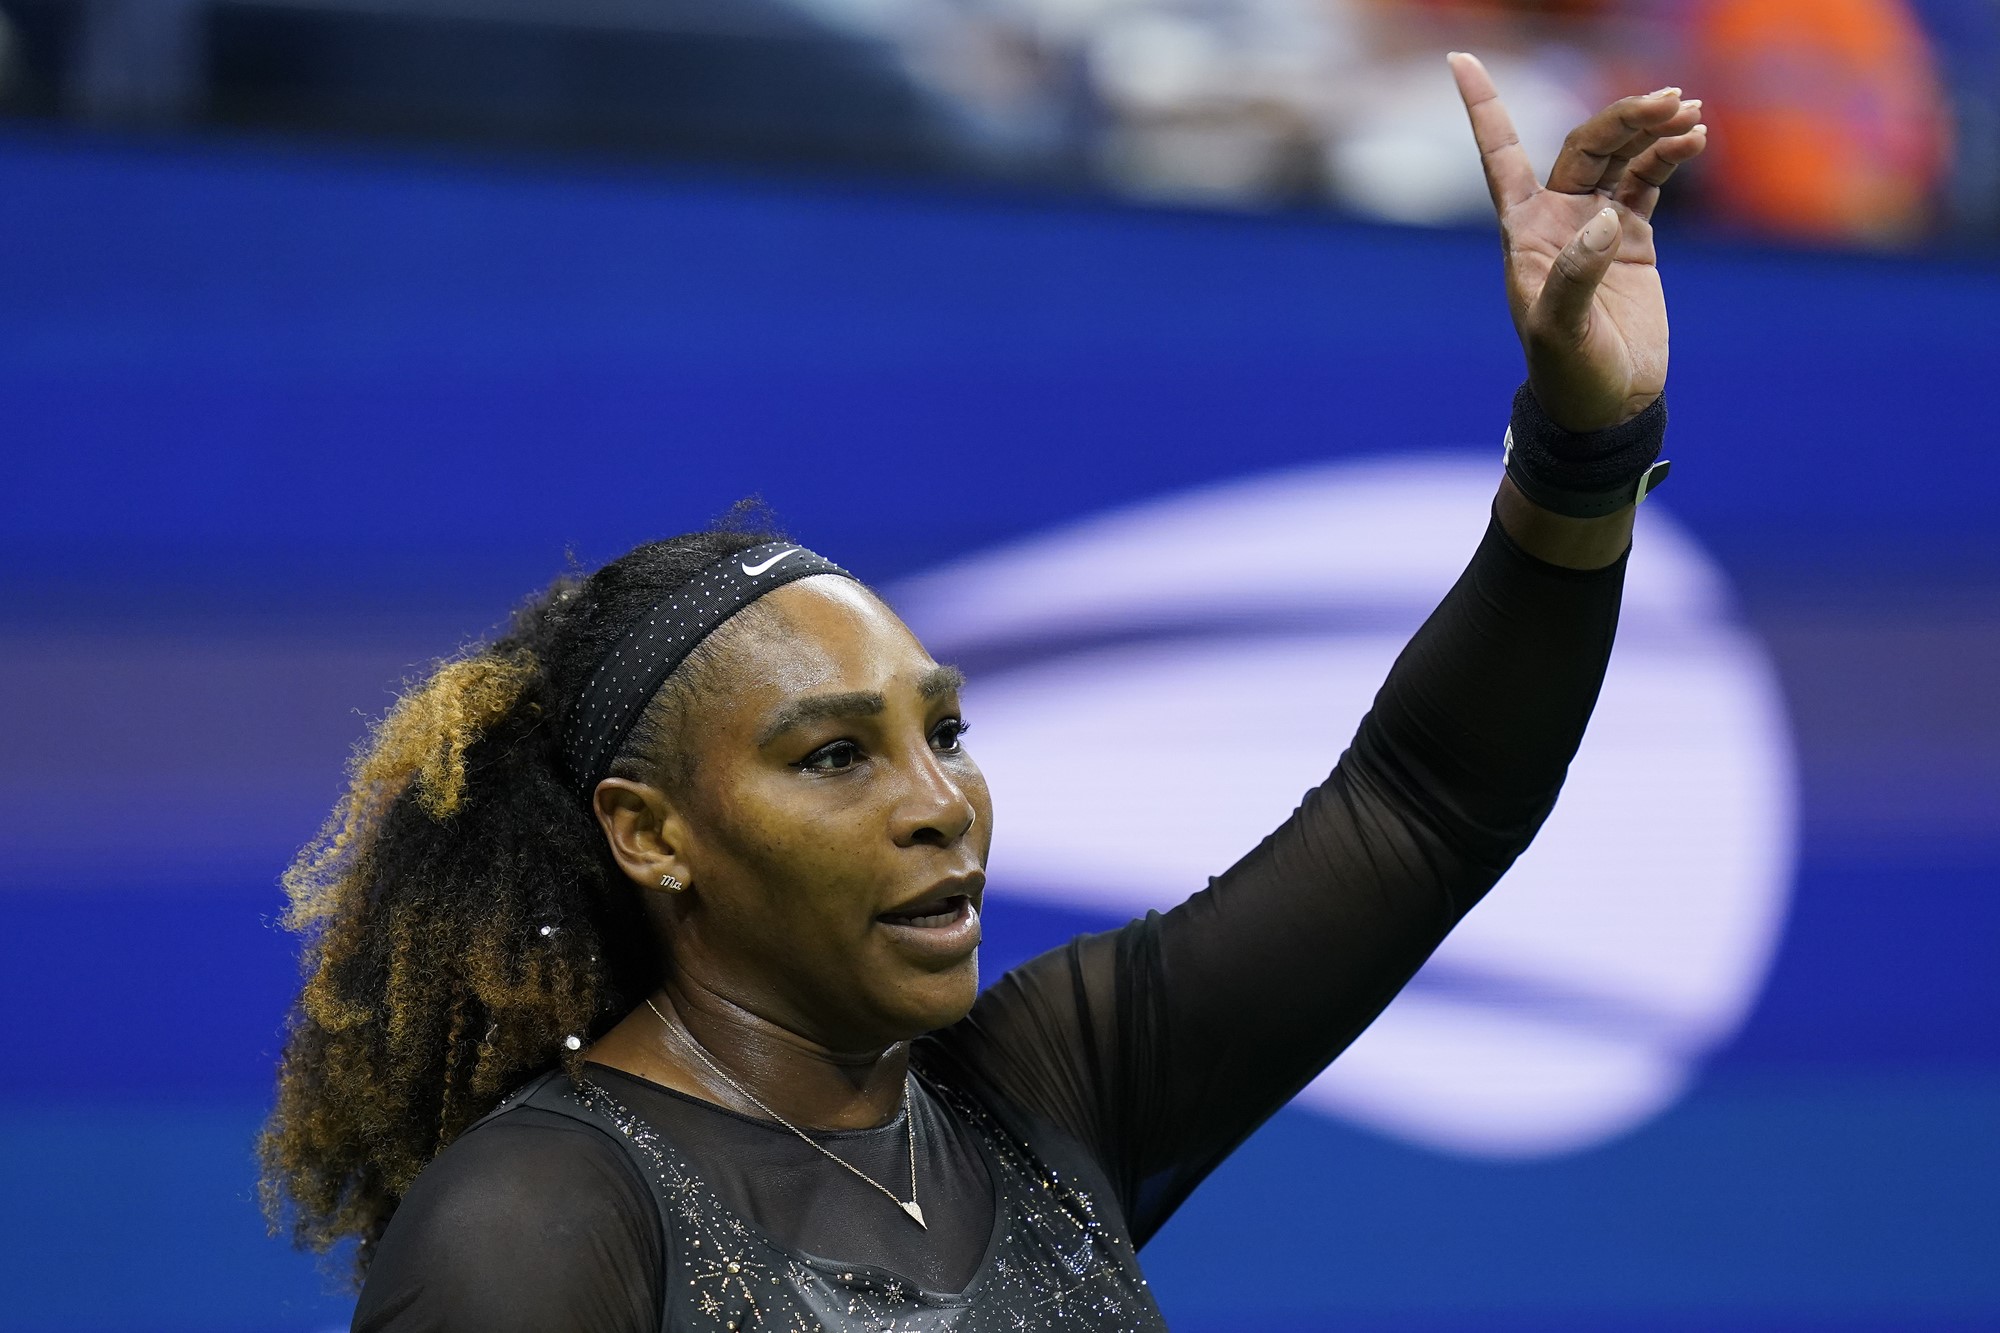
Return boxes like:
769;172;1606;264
928;507;1628;1243
353;504;1629;1328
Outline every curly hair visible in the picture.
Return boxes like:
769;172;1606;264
257;516;789;1279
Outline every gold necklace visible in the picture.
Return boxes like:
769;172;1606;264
641;996;926;1229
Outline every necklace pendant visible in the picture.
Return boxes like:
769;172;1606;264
899;1200;927;1229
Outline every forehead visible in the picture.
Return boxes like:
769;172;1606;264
721;575;936;700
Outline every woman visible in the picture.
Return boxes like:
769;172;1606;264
261;55;1707;1331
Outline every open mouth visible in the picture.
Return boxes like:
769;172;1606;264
876;894;973;929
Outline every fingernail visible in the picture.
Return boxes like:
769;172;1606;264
1682;98;1703;112
1649;86;1682;98
1583;207;1619;252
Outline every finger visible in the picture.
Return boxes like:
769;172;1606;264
1449;51;1538;212
1594;98;1702;197
1615;122;1709;220
1546;88;1690;196
1527;207;1622;350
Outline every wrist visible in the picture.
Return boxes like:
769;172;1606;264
1495;474;1634;570
1502;382;1670;519
1524;373;1652;433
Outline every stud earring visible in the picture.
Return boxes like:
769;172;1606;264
659;874;685;892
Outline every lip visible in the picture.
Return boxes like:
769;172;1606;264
879;870;986;921
874;872;985;964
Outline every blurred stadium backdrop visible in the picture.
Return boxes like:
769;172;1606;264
1;0;1996;1329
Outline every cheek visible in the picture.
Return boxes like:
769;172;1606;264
707;794;879;918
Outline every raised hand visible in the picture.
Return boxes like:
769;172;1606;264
1448;52;1708;433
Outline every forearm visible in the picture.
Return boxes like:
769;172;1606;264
1091;55;1695;1236
1495;471;1637;570
1351;504;1628;882
1102;510;1631;1236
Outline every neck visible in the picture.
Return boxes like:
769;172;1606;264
591;977;910;1131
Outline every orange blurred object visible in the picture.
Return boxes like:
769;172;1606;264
1694;0;1952;244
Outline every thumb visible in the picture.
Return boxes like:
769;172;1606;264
1528;207;1620;349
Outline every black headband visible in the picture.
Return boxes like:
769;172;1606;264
561;541;854;801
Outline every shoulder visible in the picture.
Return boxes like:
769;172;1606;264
353;1105;664;1333
413;1103;654;1232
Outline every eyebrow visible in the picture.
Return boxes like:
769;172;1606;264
920;664;967;700
756;664;966;747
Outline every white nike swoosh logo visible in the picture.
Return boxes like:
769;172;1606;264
741;548;800;577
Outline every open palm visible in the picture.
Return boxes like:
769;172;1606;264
1449;53;1708;432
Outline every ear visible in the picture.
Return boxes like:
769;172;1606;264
593;777;698;897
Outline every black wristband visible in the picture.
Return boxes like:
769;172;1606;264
1503;382;1671;518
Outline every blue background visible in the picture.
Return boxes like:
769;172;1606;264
1;129;1996;1330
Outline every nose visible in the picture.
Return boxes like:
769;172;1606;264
892;744;977;849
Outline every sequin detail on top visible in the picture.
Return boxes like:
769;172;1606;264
518;1072;1166;1332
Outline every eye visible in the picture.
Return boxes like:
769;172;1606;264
799;740;862;773
931;717;968;753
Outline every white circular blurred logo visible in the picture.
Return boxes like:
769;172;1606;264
892;454;1796;1160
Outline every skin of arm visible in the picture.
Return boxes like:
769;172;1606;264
1496;473;1636;570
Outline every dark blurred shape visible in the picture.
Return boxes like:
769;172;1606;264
0;0;969;173
1910;0;2000;235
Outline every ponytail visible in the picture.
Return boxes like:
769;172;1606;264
259;523;778;1277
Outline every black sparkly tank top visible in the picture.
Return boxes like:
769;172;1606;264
484;1069;1170;1332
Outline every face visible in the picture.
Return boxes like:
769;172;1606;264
621;576;993;1053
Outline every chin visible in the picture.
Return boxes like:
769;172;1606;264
894;952;981;1037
